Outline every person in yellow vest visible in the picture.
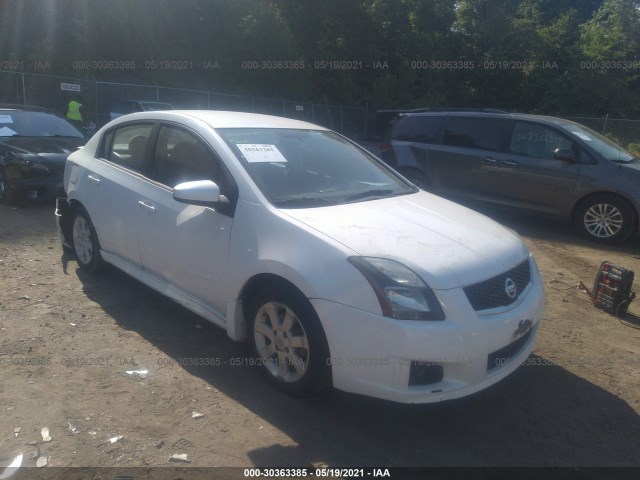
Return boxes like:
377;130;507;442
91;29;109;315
66;98;84;128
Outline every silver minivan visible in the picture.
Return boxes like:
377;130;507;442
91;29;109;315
381;111;640;244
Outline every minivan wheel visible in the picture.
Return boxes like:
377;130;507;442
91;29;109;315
71;207;105;272
574;194;635;244
400;169;430;190
247;285;331;397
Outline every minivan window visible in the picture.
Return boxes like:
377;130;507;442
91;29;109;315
442;117;507;151
560;123;635;163
510;122;573;159
392;116;444;144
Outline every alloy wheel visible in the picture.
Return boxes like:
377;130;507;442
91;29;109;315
253;301;310;382
73;215;94;265
583;203;623;239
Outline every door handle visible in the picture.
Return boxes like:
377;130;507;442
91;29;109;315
138;200;156;213
501;160;519;167
87;174;101;185
482;157;498;166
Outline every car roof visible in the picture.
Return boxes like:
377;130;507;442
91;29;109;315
400;111;579;127
117;99;172;104
0;103;51;113
117;110;328;130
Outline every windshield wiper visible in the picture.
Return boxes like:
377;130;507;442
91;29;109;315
345;188;395;202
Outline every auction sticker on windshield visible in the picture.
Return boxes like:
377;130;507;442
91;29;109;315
237;144;288;163
0;115;14;123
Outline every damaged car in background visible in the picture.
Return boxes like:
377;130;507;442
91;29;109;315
56;110;544;403
0;105;86;203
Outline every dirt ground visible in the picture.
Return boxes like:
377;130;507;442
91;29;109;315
1;200;639;473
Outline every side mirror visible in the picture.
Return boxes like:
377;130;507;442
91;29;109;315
553;148;574;162
173;180;221;206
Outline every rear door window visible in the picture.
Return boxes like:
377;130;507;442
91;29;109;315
392;116;444;144
105;123;154;173
442;117;508;151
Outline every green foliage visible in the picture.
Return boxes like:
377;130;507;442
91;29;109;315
627;143;640;156
0;0;638;116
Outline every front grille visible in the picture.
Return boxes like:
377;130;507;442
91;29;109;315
487;329;532;372
463;259;531;311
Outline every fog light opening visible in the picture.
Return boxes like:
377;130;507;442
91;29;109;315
408;361;444;387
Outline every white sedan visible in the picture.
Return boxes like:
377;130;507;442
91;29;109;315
56;111;544;403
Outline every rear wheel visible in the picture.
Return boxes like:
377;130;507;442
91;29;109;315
247;285;331;396
574;194;636;244
71;207;105;272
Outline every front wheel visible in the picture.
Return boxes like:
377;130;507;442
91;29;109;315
247;285;331;397
574;194;636;244
71;207;105;272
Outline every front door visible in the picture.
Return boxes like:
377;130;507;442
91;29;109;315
136;124;234;312
489;121;581;216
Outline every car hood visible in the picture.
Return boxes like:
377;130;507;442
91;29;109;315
280;192;530;290
618;160;640;173
0;137;85;164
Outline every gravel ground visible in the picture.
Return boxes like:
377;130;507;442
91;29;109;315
0;201;639;473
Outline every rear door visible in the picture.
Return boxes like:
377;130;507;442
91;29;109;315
81;122;155;265
427;116;511;200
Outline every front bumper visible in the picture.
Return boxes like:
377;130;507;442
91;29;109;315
11;174;63;199
312;263;545;403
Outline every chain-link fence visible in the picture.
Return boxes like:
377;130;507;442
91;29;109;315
0;70;370;139
565;116;640;153
2;70;639;151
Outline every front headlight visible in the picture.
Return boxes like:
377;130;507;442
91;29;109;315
348;257;445;321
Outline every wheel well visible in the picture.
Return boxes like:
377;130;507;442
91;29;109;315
68;199;84;213
240;274;307;318
239;273;323;339
571;192;638;229
59;199;86;245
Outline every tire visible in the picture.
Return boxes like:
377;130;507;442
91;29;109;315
0;167;16;204
71;207;105;272
247;284;331;397
400;168;430;190
574;194;636;244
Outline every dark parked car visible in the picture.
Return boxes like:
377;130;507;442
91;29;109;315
380;110;640;244
0;105;86;203
109;99;175;119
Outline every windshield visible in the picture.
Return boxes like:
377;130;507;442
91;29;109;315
218;128;415;207
561;123;635;163
0;111;85;138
